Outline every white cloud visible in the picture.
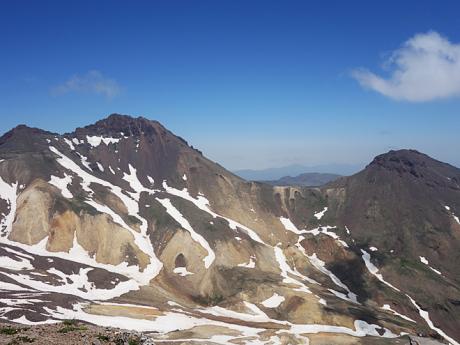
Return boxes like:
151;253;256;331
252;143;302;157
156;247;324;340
352;31;460;102
52;70;120;99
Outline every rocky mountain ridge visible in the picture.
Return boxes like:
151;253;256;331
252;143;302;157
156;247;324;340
0;114;459;345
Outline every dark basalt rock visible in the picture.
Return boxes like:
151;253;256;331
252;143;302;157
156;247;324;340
71;114;189;146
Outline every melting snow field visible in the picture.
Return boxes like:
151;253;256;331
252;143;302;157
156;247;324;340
15;300;401;344
47;146;163;285
0;148;456;344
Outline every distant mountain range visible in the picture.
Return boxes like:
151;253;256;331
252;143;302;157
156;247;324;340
0;114;458;344
262;172;342;187
234;163;362;181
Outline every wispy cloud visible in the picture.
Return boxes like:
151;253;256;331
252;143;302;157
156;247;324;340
351;31;460;102
52;70;121;99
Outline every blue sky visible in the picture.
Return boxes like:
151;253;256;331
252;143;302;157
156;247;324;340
1;0;459;171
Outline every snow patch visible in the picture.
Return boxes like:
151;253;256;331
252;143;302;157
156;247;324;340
445;205;460;225
0;281;32;292
0;256;33;270
63;138;75;150
314;207;328;220
290;319;398;338
2;266;135;300
279;217;303;234
407;294;459;345
261;293;285;308
274;245;312;294
173;267;194;276
238;256;256;268
76;153;92;171
381;304;415;323
48;173;73;198
305;226;349;247
307;253;358;303
419;256;442;275
71;138;82;146
361;250;400;292
86;136;120;147
0;177;18;237
10;315;59;325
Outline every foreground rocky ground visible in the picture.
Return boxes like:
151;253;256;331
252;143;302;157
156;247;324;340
0;321;155;345
0;321;447;345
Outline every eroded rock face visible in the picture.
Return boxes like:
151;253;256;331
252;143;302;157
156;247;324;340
0;115;459;344
8;179;150;269
9;180;53;245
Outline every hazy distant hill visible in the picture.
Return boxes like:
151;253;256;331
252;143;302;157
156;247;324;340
262;172;341;187
234;163;361;181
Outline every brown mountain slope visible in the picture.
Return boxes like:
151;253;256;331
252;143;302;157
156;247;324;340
0;115;457;344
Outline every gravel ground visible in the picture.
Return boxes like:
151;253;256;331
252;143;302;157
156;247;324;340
0;321;156;345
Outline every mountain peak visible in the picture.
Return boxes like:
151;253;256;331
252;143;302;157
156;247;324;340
361;149;460;183
0;124;55;148
367;149;432;170
72;113;169;139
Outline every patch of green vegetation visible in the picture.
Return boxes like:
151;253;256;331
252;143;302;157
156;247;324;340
149;202;177;229
1;327;20;335
97;334;110;342
205;221;216;232
7;337;34;345
115;339;125;345
396;257;425;272
67;196;99;216
62;319;78;326
127;215;142;225
193;293;225;306
397;257;445;282
57;321;87;334
128;339;140;345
